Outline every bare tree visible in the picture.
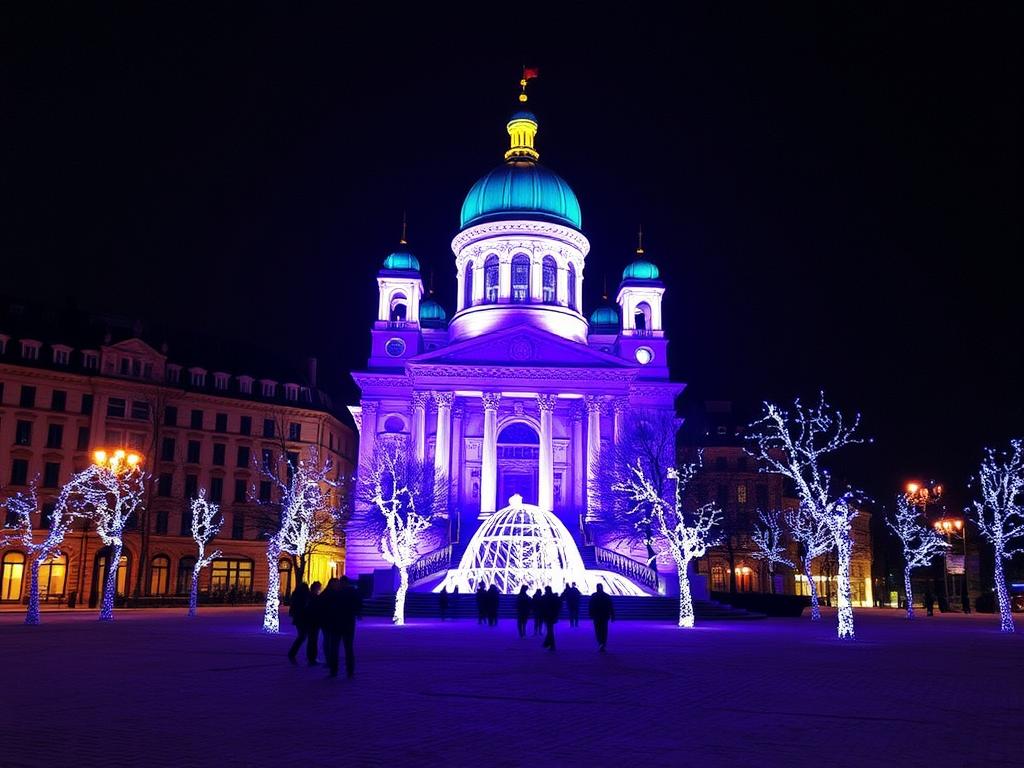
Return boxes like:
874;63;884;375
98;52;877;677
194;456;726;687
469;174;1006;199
188;489;223;617
785;503;833;620
887;493;949;619
751;510;794;594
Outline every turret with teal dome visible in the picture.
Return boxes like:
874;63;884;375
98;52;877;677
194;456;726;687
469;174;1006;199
382;249;421;272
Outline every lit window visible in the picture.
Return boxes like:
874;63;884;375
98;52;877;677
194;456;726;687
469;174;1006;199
463;261;474;308
511;254;530;303
542;256;556;303
737;484;748;504
484;255;499;303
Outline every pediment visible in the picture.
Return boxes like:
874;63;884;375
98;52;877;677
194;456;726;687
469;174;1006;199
407;324;635;369
104;338;166;361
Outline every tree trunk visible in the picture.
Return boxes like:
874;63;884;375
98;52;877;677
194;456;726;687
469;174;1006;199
804;557;821;620
994;555;1015;634
903;565;914;620
677;557;695;628
394;566;409;625
262;544;281;633
99;542;122;621
189;565;200;617
768;563;775;594
728;545;737;594
25;558;41;625
836;534;855;640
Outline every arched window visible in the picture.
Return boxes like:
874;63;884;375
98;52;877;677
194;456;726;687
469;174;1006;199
177;557;196;594
735;564;757;593
93;549;130;606
567;262;577;310
150;555;170;595
635;301;651;331
1;551;25;602
389;292;407;322
710;563;727;592
511;254;530;303
279;559;293;597
484;255;499;304
542;256;556;304
37;553;66;600
463;261;474;309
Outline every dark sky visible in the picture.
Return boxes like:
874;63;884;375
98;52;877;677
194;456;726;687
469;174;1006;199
2;4;1020;504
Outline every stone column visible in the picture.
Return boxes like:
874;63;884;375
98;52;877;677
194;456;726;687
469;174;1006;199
450;402;465;540
432;391;454;482
480;392;501;517
556;263;569;307
613;396;629;445
498;255;512;302
356;401;378;469
411;392;429;463
572;402;584;514
530;256;544;302
585;395;603;522
537;394;556;511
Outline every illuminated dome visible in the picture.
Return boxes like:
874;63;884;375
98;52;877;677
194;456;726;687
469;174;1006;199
623;259;659;280
438;495;645;596
419;298;447;328
382;250;420;272
589;305;620;332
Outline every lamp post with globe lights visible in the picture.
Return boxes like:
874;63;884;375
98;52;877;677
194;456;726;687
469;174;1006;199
933;516;968;612
905;481;949;608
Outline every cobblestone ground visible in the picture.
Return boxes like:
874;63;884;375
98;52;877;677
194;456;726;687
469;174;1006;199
1;607;1020;767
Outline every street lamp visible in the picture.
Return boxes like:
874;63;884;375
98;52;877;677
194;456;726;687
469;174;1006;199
905;480;947;608
933;516;968;613
94;449;142;471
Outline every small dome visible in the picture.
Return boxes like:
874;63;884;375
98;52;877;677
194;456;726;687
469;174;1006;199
382;250;420;271
419;299;447;328
461;162;582;230
623;259;659;280
510;110;537;121
589;305;620;331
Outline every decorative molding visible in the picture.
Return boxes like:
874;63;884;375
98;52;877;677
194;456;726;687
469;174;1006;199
571;402;585;422
482;392;501;411
508;335;535;361
613;396;630;414
537;394;557;413
584;394;604;413
409;365;638;383
513;401;525;417
432;391;455;408
411;392;430;409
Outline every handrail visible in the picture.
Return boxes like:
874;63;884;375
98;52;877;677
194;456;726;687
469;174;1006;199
409;544;452;584
594;545;663;593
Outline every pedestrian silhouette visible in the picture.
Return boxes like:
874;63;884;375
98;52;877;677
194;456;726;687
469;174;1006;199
323;576;362;679
487;584;500;626
924;586;935;616
566;582;582;627
439;587;449;620
532;588;544;635
515;585;532;638
588;583;615;651
287;581;311;665
540;586;562;651
476;585;487;625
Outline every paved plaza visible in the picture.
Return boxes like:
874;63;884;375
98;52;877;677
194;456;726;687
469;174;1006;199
1;607;1020;767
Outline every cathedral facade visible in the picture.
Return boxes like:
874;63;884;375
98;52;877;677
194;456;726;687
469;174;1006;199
346;108;685;595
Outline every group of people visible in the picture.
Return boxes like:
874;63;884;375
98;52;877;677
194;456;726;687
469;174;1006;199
286;576;363;679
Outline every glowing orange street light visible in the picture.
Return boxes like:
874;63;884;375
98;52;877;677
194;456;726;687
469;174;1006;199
93;448;143;472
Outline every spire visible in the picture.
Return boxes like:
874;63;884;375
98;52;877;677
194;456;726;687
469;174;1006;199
519;66;539;103
602;273;608;301
636;224;644;256
400;211;408;245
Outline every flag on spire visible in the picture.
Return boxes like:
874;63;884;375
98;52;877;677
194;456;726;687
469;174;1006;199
523;66;539;81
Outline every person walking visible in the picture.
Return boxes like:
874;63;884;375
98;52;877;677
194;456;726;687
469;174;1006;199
287;582;311;665
588;583;615;652
566;582;582;628
531;588;544;635
515;585;532;638
924;586;935;617
486;584;500;627
476;585;487;625
323;577;362;679
439;587;449;621
540;586;561;651
304;581;323;664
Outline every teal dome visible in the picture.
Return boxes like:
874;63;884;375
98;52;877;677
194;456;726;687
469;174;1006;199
383;250;420;271
589;305;620;331
461;162;582;230
622;259;659;280
419;299;447;327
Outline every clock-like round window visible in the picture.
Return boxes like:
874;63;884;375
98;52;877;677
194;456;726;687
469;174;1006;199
385;338;406;357
635;346;654;365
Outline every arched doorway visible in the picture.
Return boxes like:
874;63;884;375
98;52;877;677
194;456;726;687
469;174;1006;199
91;548;130;607
497;422;539;506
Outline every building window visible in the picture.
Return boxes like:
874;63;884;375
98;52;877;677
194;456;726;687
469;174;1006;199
284;384;299;401
107;398;126;418
128;432;146;451
186;440;201;464
213;373;229;391
81;393;94;415
212;443;226;466
210;559;254;592
190;409;203;429
180;504;193;537
714;456;728;471
15;421;32;447
263;419;275;438
756;485;770;509
46;423;64;449
190;369;206;387
158;473;173;497
215;413;228;433
511;254;530;303
258;481;272;503
710;564;727;592
77;426;90;451
82;351;98;370
261;380;276;398
131;400;149;420
37;553;66;599
210;477;223;504
39;503;55;530
1;551;26;601
234;478;247;504
286;451;299;482
53;348;70;365
463;261;474;308
717;484;728;507
236;446;250;468
279;559;293;597
288;422;301;441
484;255;499;303
50;390;67;412
21;341;40;360
736;484;748;504
238;377;253;395
93;550;130;598
150;556;170;595
164;405;177;427
736;457;748;472
542;256;557;303
567;262;577;310
176;557;196;594
232;512;245;539
155;509;169;534
261;448;274;471
184;474;198;500
161;437;176;462
20;385;36;408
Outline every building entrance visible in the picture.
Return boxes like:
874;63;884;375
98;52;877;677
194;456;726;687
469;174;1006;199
496;422;539;506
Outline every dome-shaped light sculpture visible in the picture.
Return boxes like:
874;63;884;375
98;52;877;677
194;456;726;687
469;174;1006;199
438;495;646;596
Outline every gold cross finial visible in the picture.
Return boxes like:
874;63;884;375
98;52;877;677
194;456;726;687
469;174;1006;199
636;224;644;255
400;211;408;245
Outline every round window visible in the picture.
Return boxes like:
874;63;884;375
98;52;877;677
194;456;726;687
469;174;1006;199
635;346;654;365
385;338;406;357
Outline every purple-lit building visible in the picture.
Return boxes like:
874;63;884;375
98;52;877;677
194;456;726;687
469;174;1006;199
346;109;685;595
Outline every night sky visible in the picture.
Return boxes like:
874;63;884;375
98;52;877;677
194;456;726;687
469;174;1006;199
2;5;1020;505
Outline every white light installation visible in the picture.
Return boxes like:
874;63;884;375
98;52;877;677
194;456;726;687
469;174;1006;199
188;490;223;618
439;495;645;596
887;493;950;620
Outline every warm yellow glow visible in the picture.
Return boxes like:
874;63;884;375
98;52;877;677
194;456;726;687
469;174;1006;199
114;449;125;460
126;453;140;466
504;117;540;162
953;519;962;531
906;482;920;494
94;450;107;464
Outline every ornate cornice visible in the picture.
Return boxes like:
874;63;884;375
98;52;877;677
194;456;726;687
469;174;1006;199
451;220;591;258
408;364;638;383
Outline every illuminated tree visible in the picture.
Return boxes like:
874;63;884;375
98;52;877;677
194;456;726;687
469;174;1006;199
784;503;833;620
751;510;793;594
612;459;722;628
968;439;1024;633
188;490;222;617
886;493;950;619
356;441;445;625
1;479;82;625
258;447;341;633
748;394;866;639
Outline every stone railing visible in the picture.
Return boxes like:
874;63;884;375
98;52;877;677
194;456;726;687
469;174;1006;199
594;546;663;594
409;544;452;585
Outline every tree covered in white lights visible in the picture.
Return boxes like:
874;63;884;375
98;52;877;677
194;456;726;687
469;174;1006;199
784;503;833;620
887;493;949;620
612;459;722;628
968;439;1024;634
188;489;222;617
1;479;82;625
748;395;866;639
259;447;341;633
356;441;445;625
751;510;793;594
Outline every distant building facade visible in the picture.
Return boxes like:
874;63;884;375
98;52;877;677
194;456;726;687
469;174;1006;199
0;322;353;607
